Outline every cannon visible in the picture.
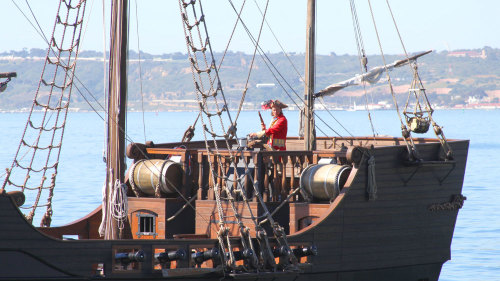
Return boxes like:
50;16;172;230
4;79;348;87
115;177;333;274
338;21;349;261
191;247;220;265
155;249;187;264
272;245;292;257
226;248;254;262
115;250;145;265
293;245;318;257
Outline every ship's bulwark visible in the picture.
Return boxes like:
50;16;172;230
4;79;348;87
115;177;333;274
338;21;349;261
0;139;468;281
290;139;468;280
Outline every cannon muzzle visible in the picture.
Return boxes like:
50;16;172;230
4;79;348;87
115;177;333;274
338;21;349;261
155;249;187;263
273;245;292;257
191;247;220;264
227;248;254;262
115;250;145;265
293;245;318;257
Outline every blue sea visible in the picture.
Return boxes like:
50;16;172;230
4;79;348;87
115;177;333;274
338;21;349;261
0;109;498;280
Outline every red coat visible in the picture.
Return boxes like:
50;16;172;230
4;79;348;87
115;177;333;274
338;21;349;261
265;113;287;151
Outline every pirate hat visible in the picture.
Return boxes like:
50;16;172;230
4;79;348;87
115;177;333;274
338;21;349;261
261;99;288;110
272;100;288;109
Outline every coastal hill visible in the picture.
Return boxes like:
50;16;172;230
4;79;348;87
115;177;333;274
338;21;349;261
1;47;499;111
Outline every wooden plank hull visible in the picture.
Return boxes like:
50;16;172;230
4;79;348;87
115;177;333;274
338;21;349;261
0;139;469;280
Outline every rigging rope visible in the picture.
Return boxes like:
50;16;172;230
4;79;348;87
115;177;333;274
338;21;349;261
7;0;223;234
2;0;88;226
178;0;301;271
366;0;416;160
179;0;236;268
110;179;128;231
385;0;453;159
134;0;147;143
70;71;230;237
216;0;247;73
19;0;52;45
102;0;108;163
349;0;377;137
227;0;354;138
234;0;270;123
224;0;332;139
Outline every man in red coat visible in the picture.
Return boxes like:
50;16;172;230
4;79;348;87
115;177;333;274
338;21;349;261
250;100;288;151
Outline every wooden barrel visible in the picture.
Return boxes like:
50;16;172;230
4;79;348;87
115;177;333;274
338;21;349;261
299;164;351;201
129;159;183;196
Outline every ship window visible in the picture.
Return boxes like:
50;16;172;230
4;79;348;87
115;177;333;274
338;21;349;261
140;216;154;233
136;212;157;238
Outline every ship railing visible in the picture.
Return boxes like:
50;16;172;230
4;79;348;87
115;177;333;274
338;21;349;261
130;141;348;203
193;149;348;203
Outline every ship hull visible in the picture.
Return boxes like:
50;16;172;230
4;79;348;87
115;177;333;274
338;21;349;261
0;138;468;280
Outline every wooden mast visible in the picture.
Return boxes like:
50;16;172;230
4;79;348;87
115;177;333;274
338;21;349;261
304;0;316;151
104;0;128;239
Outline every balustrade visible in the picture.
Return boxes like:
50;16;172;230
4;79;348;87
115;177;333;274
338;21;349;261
130;142;348;203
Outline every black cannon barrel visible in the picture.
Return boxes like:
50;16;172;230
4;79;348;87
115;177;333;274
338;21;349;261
0;72;17;78
272;245;292;257
292;245;318;257
155;249;187;263
191;247;219;264
115;250;145;264
228;248;254;262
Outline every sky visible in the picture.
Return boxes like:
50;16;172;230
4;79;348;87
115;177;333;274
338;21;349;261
0;0;499;55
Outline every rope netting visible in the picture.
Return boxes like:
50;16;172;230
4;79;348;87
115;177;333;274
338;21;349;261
1;0;87;227
178;0;296;271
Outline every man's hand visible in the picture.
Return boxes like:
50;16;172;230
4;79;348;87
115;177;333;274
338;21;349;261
249;132;257;138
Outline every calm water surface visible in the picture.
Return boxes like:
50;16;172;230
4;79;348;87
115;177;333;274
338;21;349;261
1;109;498;280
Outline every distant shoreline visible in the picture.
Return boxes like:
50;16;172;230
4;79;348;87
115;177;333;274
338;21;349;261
1;107;499;114
3;47;500;112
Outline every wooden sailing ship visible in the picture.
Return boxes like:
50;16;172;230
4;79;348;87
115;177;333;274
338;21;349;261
0;0;468;280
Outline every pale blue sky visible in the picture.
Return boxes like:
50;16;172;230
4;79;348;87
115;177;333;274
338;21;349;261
1;0;499;55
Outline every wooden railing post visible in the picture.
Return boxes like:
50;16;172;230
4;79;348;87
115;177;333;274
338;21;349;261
197;152;205;200
281;155;288;201
272;155;280;202
297;155;307;201
217;156;223;193
313;153;319;165
252;153;262;202
244;155;253;200
289;155;297;202
263;155;271;202
231;155;239;200
208;154;216;200
181;151;191;199
306;154;313;166
220;156;228;198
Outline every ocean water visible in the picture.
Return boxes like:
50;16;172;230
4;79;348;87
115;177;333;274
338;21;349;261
0;109;498;280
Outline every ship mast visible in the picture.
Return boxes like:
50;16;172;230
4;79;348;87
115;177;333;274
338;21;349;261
304;0;316;150
104;0;128;239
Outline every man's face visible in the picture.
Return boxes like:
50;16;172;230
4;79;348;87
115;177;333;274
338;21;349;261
271;105;281;117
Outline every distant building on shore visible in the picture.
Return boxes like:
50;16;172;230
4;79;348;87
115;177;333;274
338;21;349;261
447;49;487;59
